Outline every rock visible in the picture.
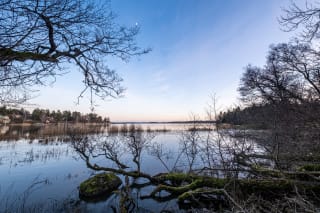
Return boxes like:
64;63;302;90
79;173;122;199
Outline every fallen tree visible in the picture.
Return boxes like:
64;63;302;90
70;132;320;212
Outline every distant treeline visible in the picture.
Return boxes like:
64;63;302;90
218;102;320;129
112;120;215;124
218;105;270;128
0;106;109;124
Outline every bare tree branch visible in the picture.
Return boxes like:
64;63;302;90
0;0;150;105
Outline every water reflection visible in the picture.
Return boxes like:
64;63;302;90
0;123;262;212
0;124;195;212
0;122;211;141
0;123;107;141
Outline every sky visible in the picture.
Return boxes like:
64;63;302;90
31;0;295;122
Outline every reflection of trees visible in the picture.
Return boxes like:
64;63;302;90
0;123;106;141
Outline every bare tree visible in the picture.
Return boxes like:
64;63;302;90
126;130;155;174
239;56;304;105
268;42;320;100
0;86;31;106
0;0;150;105
280;1;320;42
179;114;202;173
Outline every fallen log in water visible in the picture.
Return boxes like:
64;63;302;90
143;172;320;207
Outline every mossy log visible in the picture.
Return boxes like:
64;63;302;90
154;172;195;185
79;173;122;200
178;188;225;202
149;172;320;205
151;175;227;196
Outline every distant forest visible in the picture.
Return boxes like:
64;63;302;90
218;102;320;129
0;106;109;123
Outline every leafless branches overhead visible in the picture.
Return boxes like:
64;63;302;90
0;0;150;104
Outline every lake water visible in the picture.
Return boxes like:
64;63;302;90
0;122;263;212
0;123;218;212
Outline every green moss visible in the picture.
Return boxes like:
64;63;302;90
149;171;320;207
79;173;122;199
155;172;197;187
151;176;229;196
157;173;193;182
178;188;225;202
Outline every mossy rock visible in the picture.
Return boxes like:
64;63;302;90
79;173;122;200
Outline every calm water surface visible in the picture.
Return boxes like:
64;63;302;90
0;123;207;212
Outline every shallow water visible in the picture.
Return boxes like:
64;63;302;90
0;123;261;212
0;123;206;212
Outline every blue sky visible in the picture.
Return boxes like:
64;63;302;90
32;0;294;122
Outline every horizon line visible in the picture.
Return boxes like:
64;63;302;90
111;120;216;124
